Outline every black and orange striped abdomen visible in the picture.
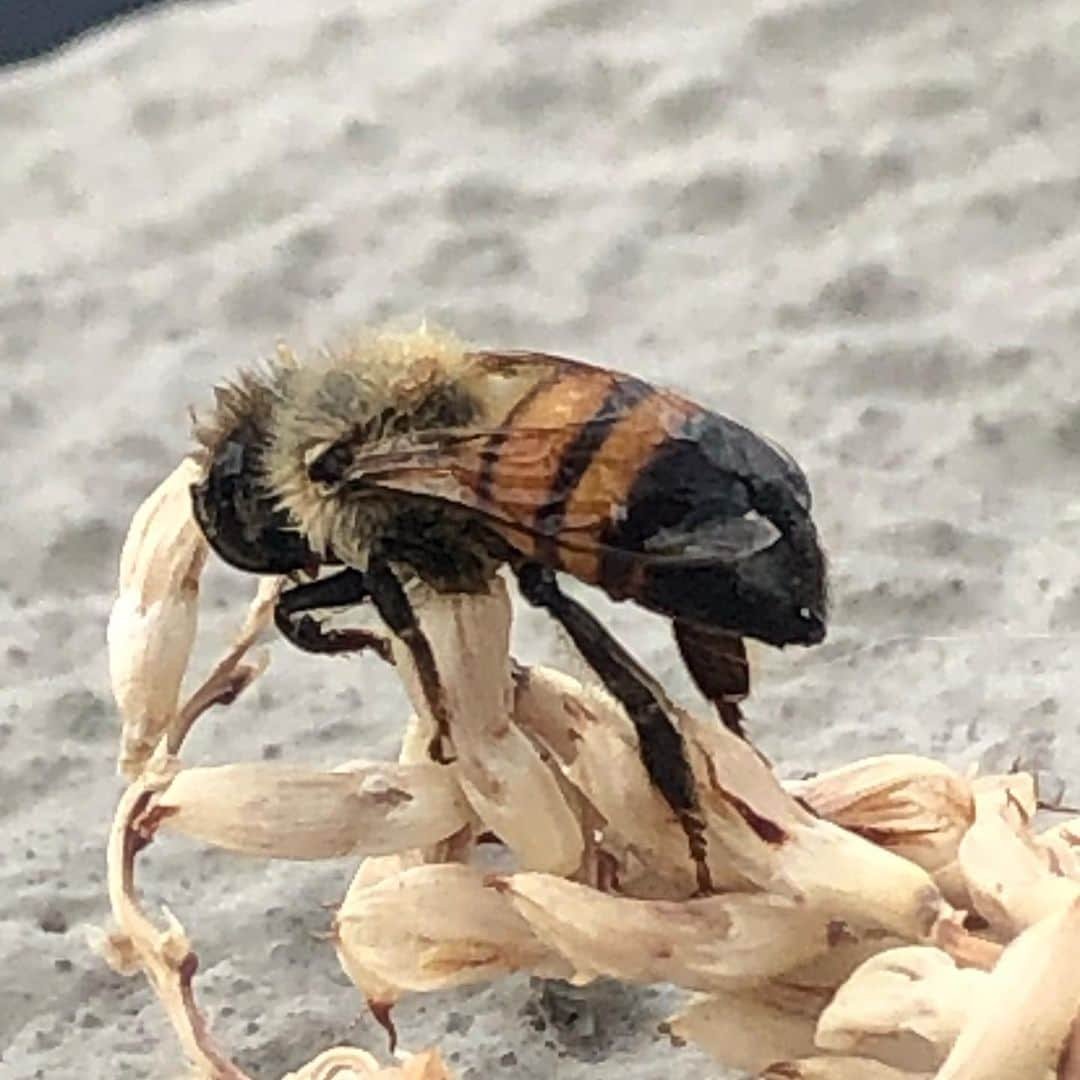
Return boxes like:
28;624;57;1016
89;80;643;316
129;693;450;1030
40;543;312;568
359;350;826;648
468;358;695;579
466;354;825;647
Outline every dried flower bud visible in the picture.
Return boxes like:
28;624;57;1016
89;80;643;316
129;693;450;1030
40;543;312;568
390;580;586;876
333;863;569;1007
815;945;987;1069
639;716;952;943
959;773;1080;935
788;756;974;874
512;664;750;897
107;457;208;778
500;872;844;989
936;896;1080;1078
156;761;470;859
665;986;825;1073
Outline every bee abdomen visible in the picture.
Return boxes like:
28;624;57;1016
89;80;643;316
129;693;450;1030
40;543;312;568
532;375;653;562
597;411;827;647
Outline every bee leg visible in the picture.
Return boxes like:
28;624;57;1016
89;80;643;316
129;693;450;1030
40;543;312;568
515;563;713;895
365;553;455;766
673;620;749;739
275;569;395;663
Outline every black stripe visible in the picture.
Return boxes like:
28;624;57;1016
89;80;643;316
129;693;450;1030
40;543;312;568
595;412;705;596
475;369;563;501
534;376;653;560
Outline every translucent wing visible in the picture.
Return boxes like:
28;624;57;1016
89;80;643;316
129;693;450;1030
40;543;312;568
337;387;790;571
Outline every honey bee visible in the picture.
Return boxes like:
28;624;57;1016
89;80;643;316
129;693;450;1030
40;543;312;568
191;329;827;889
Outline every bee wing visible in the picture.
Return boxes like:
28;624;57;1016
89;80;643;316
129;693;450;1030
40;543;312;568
336;366;682;549
341;422;628;532
341;400;785;566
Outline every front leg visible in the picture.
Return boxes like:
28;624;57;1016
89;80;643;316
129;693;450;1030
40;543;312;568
276;568;393;663
515;563;712;894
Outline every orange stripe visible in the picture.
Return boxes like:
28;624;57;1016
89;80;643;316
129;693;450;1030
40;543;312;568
486;368;616;557
558;391;696;584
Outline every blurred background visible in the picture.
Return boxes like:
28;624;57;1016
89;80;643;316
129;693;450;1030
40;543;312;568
2;1;1079;1077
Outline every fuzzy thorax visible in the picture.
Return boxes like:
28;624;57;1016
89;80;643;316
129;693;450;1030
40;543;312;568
195;326;477;565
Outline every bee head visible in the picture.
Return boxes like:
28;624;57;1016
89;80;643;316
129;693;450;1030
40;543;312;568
190;377;319;575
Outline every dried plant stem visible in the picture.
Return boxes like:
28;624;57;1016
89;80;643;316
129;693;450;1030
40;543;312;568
103;763;251;1080
168;574;282;754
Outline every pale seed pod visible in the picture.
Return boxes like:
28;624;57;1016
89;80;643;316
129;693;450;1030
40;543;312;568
959;774;1080;936
787;755;974;874
333;863;570;1005
665;986;825;1073
389;579;586;876
155;761;470;859
935;896;1080;1079
511;664;749;897
814;945;987;1069
499;872;846;989
107;457;208;778
669;716;950;942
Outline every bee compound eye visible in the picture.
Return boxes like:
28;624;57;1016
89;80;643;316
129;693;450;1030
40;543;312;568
307;442;354;484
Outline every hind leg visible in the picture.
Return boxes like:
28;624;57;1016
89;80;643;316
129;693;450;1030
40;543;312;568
673;619;749;738
515;563;712;894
